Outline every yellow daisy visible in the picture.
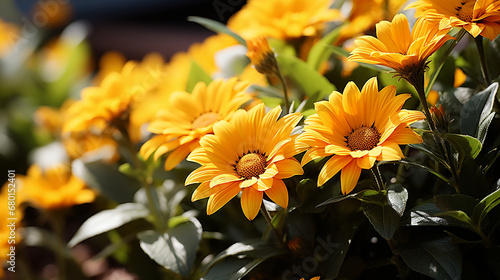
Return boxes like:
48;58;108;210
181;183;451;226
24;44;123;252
297;78;425;194
348;13;454;80
185;104;304;220
140;78;253;171
406;0;500;40
227;0;340;40
0;18;19;56
18;164;96;209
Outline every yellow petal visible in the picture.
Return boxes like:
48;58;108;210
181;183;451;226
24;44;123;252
210;173;242;188
377;141;404;162
340;160;362;194
318;155;352;186
274;158;303;179
206;182;241;215
241;187;263;220
265;179;288;209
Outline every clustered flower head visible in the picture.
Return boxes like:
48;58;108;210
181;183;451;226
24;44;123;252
297;78;425;194
185;103;305;220
407;0;500;40
348;13;455;82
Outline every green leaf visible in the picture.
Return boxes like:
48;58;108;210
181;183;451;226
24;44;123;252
362;200;400;240
307;24;343;71
187;16;246;46
434;194;478;216
276;53;335;98
201;239;286;275
202;258;265;280
387;184;408;217
437;133;482;163
138;217;202;276
434;210;473;227
403;203;456;227
69;203;150;247
186;60;213;93
382;159;454;187
316;189;379;207
73;159;140;203
399;237;462;280
460;82;498;143
472;188;500;227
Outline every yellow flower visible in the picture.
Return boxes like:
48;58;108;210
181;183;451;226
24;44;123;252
338;0;408;43
140;78;253;171
300;277;320;280
0;19;19;56
406;0;500;40
227;0;340;40
63;55;165;143
185;104;304;220
348;14;454;80
246;36;279;76
297;78;425;194
18;164;96;209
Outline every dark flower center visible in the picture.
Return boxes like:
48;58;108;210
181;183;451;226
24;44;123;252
236;153;267;179
346;126;381;151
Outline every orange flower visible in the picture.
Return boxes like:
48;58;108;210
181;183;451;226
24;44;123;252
140;78;253;171
297;78;425;194
246;36;279;76
18;164;96;209
227;0;340;40
348;14;454;80
406;0;500;40
185;104;304;220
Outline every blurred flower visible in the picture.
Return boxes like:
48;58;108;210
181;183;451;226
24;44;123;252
297;78;425;194
92;51;127;85
454;68;467;87
407;0;500;40
185;104;304;220
337;0;407;43
18;164;96;209
0;18;19;56
227;0;340;40
348;14;454;83
0;184;23;278
300;277;320;280
427;90;440;106
63;55;165;143
140;78;253;171
246;36;279;76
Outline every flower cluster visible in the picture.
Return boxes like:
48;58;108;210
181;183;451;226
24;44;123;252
3;0;500;279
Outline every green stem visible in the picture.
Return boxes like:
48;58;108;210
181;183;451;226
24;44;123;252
144;178;167;232
475;35;491;85
371;166;384;190
275;67;291;113
260;203;285;247
425;28;467;96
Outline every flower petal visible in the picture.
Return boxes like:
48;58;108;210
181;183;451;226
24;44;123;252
318;155;352;186
265;179;288;209
206;182;241;215
340;160;362;194
241;187;263;220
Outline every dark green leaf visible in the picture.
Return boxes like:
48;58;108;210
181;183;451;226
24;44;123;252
316;189;375;207
434;210;473;227
73;159;140;203
387;184;408;217
403;203;451;227
399;237;462;280
187;16;246;46
138;217;202;276
186;60;213;93
202;239;286;275
276;53;335;98
460;82;498;143
437;133;482;160
471;188;500;227
69;203;149;247
383;159;454;186
434;194;478;216
202;258;264;280
362;200;400;240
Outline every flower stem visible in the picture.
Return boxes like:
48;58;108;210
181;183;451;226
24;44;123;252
425;28;467;96
260;203;285;247
371;165;384;190
475;35;491;85
275;67;291;113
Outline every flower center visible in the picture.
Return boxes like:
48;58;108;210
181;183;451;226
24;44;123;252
236;153;267;179
455;0;474;22
346;126;381;151
192;112;219;129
